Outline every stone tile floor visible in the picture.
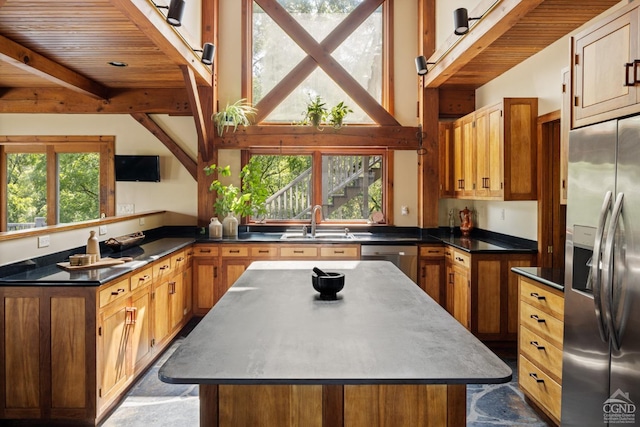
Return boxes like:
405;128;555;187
100;322;550;426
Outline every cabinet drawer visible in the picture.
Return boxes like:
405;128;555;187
444;246;454;262
452;250;470;268
171;250;187;273
152;257;173;280
420;246;444;257
520;279;564;319
130;267;153;292
99;278;129;308
520;301;564;348
519;325;563;382
519;354;562;422
221;246;249;257
320;246;358;259
192;245;219;257
250;246;278;258
280;246;318;258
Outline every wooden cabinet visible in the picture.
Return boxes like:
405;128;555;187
443;246;535;342
418;245;445;305
572;2;640;128
517;275;564;425
192;244;219;316
560;67;570;205
444;98;537;200
439;121;454;197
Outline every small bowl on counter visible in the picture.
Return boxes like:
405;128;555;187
311;270;345;300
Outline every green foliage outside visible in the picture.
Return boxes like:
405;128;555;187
7;153;47;225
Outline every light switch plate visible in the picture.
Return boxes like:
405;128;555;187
99;225;108;235
38;235;50;248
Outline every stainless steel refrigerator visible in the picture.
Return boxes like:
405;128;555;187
562;116;640;426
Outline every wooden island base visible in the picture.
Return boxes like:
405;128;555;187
200;383;466;427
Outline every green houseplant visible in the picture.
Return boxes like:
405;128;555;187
302;95;328;128
204;159;269;237
329;101;353;129
212;99;257;137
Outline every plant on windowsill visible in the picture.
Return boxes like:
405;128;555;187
301;95;328;129
204;159;269;238
212;99;257;137
329;101;353;129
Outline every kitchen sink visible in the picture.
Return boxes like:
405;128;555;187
280;231;371;240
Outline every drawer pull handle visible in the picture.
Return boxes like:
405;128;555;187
294;250;304;254
529;373;545;383
176;257;185;261
111;288;125;296
427;250;440;253
334;250;345;254
455;256;464;262
530;292;546;300
200;249;212;253
530;314;546;323
160;265;169;270
139;275;151;281
530;341;545;350
258;250;269;253
229;250;240;254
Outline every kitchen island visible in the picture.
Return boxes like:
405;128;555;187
159;260;511;426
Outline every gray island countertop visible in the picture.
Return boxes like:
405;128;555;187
159;260;512;385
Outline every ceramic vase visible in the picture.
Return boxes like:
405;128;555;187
222;213;238;239
87;230;101;260
209;217;223;239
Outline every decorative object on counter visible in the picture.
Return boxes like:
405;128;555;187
69;254;92;266
301;95;328;129
311;269;345;300
104;231;145;251
222;214;239;239
204;158;269;238
86;230;101;260
329;101;353;129
57;256;133;271
209;217;223;239
212;98;257;137
370;211;384;224
449;208;456;234
460;206;473;236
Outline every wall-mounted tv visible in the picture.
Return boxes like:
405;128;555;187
115;155;161;182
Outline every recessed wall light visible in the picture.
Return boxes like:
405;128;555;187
108;61;128;67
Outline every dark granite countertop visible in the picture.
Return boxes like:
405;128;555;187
0;237;194;286
511;266;564;292
159;260;512;385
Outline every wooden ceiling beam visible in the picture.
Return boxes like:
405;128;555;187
422;0;545;88
256;0;399;126
181;65;210;162
0;34;109;100
109;0;213;88
0;87;192;114
130;112;198;180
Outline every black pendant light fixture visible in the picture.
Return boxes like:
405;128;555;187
415;55;435;76
198;43;215;66
454;7;483;36
154;0;186;27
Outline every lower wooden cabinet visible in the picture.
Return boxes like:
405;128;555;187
517;275;564;425
418;245;445;305
192;244;220;316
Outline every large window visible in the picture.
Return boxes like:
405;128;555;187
1;137;115;232
249;149;388;223
246;0;391;124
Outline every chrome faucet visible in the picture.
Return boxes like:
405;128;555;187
311;205;323;237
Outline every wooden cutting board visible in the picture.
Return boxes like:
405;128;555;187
57;257;133;271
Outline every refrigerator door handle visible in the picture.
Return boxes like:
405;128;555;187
602;192;624;351
592;190;612;343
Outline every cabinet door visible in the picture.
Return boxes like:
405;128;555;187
169;273;184;332
439;121;454;198
453;120;464;197
476;259;501;336
573;5;640;127
130;286;152;374
98;302;129;408
560;67;570;205
486;105;504;198
419;259;444;305
153;280;171;347
193;257;218;316
461;115;475;197
220;258;252;296
183;267;193;317
445;259;455;315
452;265;470;330
474;109;489;198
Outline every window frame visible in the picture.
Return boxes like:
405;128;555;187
243;147;393;225
1;136;115;233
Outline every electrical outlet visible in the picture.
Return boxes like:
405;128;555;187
401;206;409;216
139;217;145;226
99;225;107;235
38;235;50;248
117;204;135;215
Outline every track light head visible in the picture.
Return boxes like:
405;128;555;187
200;43;215;66
166;0;185;26
415;55;435;76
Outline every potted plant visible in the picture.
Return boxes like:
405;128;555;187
204;158;268;238
212;99;257;137
302;95;328;128
329;101;353;129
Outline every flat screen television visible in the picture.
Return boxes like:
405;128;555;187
115;155;161;182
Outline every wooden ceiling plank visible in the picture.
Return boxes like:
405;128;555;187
0;87;192;114
180;65;210;162
256;0;398;126
130;112;198;180
109;0;213;88
0;34;109;100
423;0;545;88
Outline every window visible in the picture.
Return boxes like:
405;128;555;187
249;149;388;223
1;137;115;232
246;0;393;124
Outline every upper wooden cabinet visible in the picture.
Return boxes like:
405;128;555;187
442;98;538;201
572;2;640;128
560;67;571;205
